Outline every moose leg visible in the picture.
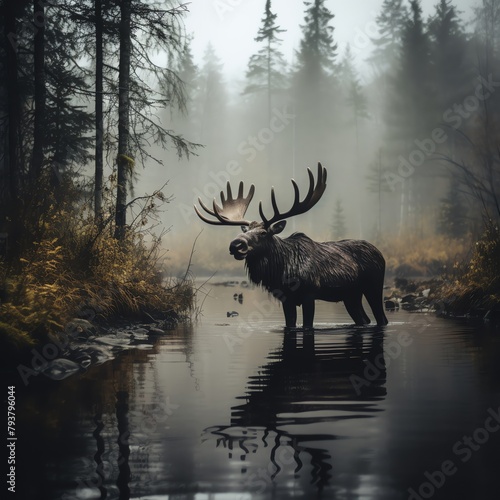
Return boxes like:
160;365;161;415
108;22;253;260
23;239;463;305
344;292;370;326
302;297;315;329
282;299;297;328
364;287;389;326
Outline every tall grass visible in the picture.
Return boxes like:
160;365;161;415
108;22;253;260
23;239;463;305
377;232;469;276
437;221;500;315
0;182;193;352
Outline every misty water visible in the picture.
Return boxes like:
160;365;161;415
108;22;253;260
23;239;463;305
15;282;500;500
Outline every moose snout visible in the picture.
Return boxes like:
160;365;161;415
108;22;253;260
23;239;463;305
229;238;248;260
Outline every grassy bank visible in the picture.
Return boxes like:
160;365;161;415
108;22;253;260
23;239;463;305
0;196;193;358
378;222;500;318
436;222;500;317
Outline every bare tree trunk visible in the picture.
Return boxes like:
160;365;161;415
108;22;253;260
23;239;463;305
114;0;132;240
31;0;45;182
5;4;19;202
4;2;22;258
94;0;104;220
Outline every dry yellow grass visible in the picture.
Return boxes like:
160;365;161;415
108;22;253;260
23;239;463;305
1;198;193;350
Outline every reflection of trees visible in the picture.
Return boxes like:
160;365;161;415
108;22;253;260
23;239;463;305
92;413;107;500
203;328;386;493
116;391;131;500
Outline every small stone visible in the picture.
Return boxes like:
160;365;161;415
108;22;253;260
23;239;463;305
148;326;166;335
42;359;81;380
65;319;97;339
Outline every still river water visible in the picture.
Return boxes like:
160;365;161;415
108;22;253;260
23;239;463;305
12;281;500;500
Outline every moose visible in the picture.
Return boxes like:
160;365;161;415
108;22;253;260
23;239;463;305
194;163;388;328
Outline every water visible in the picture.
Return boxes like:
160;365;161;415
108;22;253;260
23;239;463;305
12;282;500;500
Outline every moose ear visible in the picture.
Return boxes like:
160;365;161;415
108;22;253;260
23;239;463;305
241;225;249;233
269;220;286;235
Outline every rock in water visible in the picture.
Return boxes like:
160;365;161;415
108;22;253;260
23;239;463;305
65;318;97;339
42;359;81;380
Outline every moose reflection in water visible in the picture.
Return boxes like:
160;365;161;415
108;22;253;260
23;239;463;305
202;327;386;494
194;163;388;328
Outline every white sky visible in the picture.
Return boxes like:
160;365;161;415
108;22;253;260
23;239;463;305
184;0;477;81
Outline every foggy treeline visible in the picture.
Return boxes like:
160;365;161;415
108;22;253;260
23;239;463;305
165;0;500;274
1;0;499;276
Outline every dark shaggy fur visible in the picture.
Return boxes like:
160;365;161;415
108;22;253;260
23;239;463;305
241;232;388;327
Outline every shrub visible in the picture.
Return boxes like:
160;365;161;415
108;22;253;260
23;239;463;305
0;183;193;351
437;221;500;314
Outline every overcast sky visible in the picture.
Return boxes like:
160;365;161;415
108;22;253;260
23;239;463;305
184;0;477;81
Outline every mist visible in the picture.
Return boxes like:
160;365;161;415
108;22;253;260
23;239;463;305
126;0;499;280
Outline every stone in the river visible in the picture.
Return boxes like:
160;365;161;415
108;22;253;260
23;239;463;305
148;326;166;335
95;336;132;348
83;345;114;364
42;359;81;380
65;318;97;339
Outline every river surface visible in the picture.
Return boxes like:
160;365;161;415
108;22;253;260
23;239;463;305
11;281;500;500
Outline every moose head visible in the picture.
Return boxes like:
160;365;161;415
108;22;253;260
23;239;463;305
194;163;388;329
194;162;327;261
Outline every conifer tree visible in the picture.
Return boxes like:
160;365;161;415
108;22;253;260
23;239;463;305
244;0;287;121
397;0;432;140
428;0;469;111
438;176;468;238
114;0;132;239
332;200;347;240
295;0;337;85
384;1;433;233
196;43;227;146
293;0;338;166
369;0;408;73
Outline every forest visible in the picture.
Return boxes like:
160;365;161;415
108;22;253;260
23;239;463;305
0;0;499;351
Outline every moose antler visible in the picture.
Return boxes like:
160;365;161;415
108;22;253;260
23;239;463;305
194;181;255;226
259;162;327;227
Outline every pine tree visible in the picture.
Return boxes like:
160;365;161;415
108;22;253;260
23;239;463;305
369;0;408;74
383;1;433;234
397;0;432;140
428;0;469;111
196;43;227;147
295;0;337;85
244;0;287;120
474;0;500;62
340;47;368;160
293;0;338;166
31;0;46;183
177;36;198;106
332;200;347;240
438;176;468;238
366;148;394;238
94;0;104;219
44;13;94;183
473;0;500;136
114;0;132;240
